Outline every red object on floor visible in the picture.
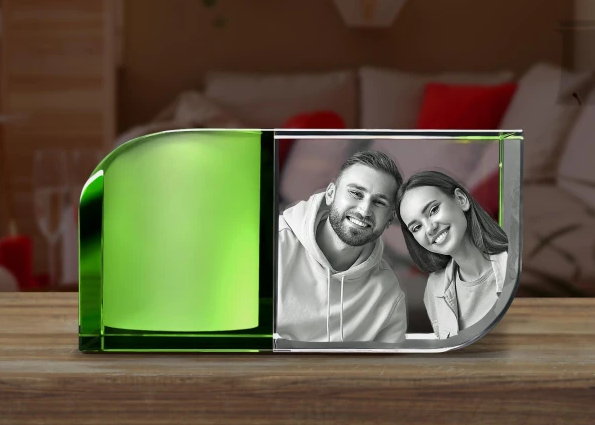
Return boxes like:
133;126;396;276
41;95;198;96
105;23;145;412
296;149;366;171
0;234;37;290
416;82;517;129
280;110;346;173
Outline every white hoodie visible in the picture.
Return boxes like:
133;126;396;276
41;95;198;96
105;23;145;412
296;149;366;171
277;192;407;343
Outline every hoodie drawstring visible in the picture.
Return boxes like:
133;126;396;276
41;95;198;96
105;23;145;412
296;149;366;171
327;268;331;342
326;270;346;343
340;275;344;342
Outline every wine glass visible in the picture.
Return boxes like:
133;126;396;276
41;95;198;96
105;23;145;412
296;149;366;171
56;149;104;288
32;149;69;288
69;149;104;214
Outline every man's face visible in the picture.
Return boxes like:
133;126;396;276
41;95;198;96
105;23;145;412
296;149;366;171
326;164;398;247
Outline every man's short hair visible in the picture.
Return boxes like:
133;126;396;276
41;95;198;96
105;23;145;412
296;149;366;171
336;150;403;204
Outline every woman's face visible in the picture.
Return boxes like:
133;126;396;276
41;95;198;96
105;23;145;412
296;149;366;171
399;186;470;257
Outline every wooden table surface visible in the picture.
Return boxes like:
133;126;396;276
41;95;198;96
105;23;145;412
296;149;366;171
0;294;594;424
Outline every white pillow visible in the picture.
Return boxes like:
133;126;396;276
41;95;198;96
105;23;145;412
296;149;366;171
204;70;358;128
114;91;244;149
498;62;595;182
557;87;595;210
358;67;514;129
464;140;501;191
279;138;371;205
0;265;18;292
370;138;487;187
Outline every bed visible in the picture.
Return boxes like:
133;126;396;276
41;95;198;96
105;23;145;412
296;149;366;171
110;62;595;332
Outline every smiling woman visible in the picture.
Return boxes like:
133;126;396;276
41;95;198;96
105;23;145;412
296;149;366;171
396;171;509;338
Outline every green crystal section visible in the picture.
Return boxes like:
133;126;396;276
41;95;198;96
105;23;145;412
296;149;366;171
79;129;274;352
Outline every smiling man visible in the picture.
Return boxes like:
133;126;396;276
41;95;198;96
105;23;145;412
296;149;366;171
277;150;408;343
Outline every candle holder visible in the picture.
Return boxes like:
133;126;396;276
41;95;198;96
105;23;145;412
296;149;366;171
79;129;522;353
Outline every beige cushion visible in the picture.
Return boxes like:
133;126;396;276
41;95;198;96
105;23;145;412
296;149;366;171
521;184;595;296
358;66;514;129
557;87;595;210
204;70;358;128
498;63;595;182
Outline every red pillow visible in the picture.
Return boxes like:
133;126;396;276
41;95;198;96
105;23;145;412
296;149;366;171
470;169;500;222
416;82;517;129
415;82;515;222
279;110;346;173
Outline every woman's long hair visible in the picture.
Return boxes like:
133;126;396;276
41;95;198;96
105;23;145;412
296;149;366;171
395;171;508;274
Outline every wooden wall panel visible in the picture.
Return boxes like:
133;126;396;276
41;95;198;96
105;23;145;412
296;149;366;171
0;0;116;276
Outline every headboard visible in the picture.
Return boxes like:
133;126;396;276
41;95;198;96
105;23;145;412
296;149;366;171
118;0;574;132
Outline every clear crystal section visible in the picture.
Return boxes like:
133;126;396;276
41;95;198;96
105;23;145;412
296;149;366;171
272;130;522;353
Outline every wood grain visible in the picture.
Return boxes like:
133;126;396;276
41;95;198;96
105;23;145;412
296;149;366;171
0;0;116;273
0;294;594;424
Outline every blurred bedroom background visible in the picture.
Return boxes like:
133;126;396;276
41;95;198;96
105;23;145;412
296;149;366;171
0;0;594;331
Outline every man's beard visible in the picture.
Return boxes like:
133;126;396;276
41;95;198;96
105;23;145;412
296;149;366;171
328;203;384;247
